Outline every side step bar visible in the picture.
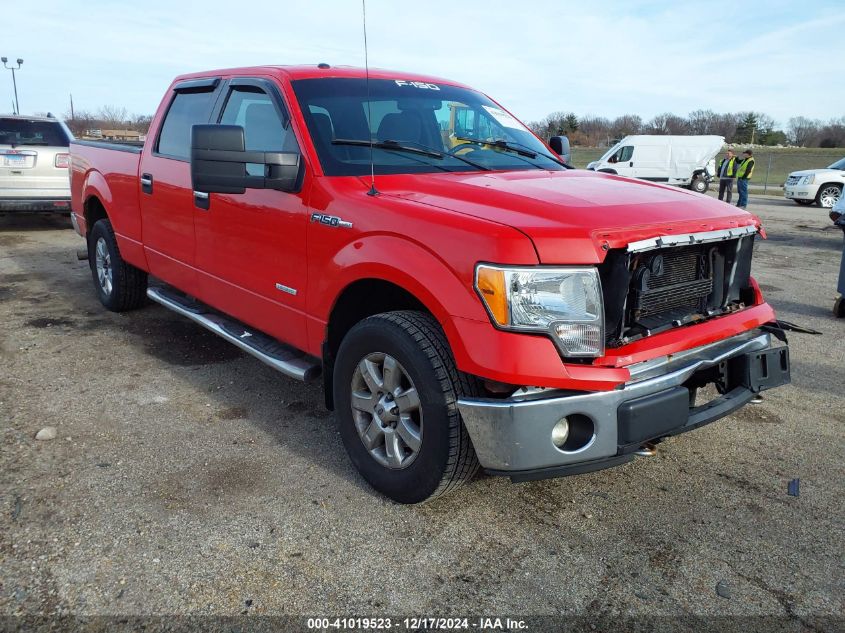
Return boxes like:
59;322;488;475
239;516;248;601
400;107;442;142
147;286;321;382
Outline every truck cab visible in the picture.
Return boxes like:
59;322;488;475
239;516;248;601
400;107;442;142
69;66;789;504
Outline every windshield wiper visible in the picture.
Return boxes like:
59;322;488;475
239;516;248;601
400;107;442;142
332;138;491;171
455;136;570;168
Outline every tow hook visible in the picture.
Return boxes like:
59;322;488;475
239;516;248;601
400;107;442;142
635;442;658;457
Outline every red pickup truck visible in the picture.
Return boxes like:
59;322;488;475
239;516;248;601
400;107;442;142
69;65;790;503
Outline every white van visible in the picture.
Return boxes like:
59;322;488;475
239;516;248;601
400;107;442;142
586;135;724;193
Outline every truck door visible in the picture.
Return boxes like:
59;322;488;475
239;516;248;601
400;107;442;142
631;145;669;182
138;78;221;290
606;144;634;176
193;78;310;351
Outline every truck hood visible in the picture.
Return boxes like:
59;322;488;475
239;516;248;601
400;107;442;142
370;169;759;263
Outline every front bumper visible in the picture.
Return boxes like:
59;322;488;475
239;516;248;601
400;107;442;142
0;196;72;212
784;185;817;200
458;329;790;481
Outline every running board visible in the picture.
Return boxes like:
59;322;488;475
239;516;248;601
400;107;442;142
146;286;321;382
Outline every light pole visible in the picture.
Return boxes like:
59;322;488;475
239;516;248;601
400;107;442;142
2;57;23;115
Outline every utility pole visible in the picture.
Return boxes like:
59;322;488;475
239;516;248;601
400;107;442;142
69;93;75;120
1;57;23;115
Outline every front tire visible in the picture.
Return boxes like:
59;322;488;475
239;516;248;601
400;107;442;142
333;311;479;504
691;175;709;193
793;199;814;206
88;218;147;311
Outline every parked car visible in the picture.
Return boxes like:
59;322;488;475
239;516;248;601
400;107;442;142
69;65;790;504
0;114;73;212
586;135;723;193
784;157;844;208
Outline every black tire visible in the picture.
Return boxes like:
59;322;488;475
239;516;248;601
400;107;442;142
834;296;845;319
794;199;814;206
691;175;708;193
88;218;147;311
333;310;479;504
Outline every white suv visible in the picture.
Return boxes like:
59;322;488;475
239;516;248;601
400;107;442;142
784;156;844;208
0;114;73;212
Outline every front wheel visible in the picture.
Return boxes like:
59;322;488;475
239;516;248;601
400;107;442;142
793;199;814;206
88;218;148;311
691;175;709;193
333;311;479;504
816;184;842;208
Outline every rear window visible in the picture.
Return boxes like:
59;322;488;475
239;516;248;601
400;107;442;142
0;118;71;146
156;91;216;160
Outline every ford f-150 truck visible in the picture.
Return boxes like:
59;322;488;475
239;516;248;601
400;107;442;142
69;65;790;504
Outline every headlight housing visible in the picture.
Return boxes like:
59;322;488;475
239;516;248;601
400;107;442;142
475;265;604;357
801;175;815;185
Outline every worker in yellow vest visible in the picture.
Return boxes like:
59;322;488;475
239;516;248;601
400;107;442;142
717;148;740;203
736;149;755;209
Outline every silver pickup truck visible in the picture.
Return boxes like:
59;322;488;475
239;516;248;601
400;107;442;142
0;114;73;212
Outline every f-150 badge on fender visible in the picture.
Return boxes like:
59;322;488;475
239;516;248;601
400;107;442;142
311;213;353;228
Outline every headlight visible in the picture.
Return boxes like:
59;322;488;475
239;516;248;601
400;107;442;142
475;265;604;357
801;175;815;185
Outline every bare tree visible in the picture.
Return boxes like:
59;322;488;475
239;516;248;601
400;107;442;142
98;105;129;128
687;109;718;134
645;113;689;135
787;116;821;146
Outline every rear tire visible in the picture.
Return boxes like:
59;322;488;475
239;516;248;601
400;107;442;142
835;296;845;319
333;311;479;504
88;218;147;311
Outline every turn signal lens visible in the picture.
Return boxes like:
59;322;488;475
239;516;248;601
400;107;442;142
476;266;508;326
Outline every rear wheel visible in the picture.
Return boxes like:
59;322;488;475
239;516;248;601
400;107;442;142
333;311;479;504
835;296;845;319
88;219;147;311
816;184;842;208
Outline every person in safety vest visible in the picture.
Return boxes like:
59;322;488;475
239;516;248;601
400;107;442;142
717;148;739;203
736;149;755;209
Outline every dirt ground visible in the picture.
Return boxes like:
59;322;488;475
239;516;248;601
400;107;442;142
1;194;843;632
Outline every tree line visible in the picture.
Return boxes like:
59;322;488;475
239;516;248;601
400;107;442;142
55;106;154;138
527;110;845;148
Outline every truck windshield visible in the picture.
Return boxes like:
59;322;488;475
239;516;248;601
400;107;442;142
291;78;564;176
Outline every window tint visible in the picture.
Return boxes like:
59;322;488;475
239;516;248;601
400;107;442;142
220;87;298;175
157;91;215;159
293;78;564;176
0;118;70;146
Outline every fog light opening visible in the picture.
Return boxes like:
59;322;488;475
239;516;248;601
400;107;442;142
552;414;595;452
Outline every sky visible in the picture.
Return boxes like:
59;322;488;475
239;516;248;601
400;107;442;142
4;0;843;127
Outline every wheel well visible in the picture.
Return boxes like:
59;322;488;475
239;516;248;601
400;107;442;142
322;279;430;409
84;196;108;237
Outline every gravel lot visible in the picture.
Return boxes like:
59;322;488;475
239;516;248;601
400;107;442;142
1;195;843;631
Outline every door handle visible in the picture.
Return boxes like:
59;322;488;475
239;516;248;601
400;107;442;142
140;173;153;194
194;190;210;211
629;161;633;167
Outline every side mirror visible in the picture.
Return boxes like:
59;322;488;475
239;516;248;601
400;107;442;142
190;124;302;194
548;136;571;164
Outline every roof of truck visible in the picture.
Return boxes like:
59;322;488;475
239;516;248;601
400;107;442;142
173;64;472;89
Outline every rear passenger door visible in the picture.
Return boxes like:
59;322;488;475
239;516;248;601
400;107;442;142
193;77;311;352
139;78;221;291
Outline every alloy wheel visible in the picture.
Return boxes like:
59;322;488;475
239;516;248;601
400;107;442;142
350;352;423;469
95;237;113;296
